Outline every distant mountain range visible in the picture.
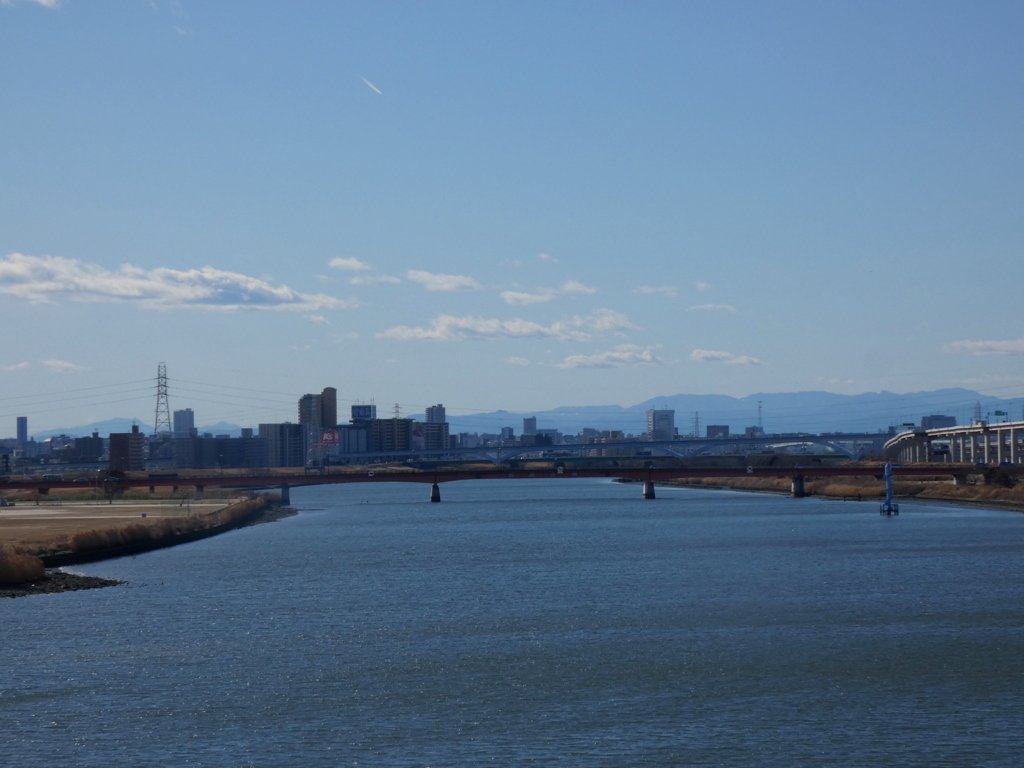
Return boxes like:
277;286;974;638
24;388;1024;441
445;388;1024;436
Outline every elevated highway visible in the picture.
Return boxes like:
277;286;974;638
885;420;1024;465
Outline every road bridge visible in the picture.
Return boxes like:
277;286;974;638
885;420;1024;465
3;463;963;504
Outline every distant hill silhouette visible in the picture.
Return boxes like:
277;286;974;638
447;388;1024;436
24;388;1024;441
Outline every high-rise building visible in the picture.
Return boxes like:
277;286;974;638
523;417;537;435
17;416;28;443
921;415;956;430
298;393;323;429
321;387;338;429
259;423;306;467
646;409;675;441
373;418;414;452
419;421;450;450
299;388;339;430
173;408;195;439
425;404;446;423
109;425;146;471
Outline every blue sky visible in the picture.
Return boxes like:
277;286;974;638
2;0;1024;433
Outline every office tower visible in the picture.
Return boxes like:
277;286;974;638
173;408;195;439
646;409;675;441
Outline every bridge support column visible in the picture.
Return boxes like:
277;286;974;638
983;433;991;465
791;476;805;498
997;430;1005;464
1012;428;1019;464
280;483;290;505
642;481;656;500
430;483;441;503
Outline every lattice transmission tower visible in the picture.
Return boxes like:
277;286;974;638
154;362;172;436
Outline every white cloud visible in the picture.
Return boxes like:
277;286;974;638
349;273;401;285
536;252;557;262
307;315;329;325
815;376;855;385
406;270;482;292
696;282;711;291
559;345;662;369
4;362;30;371
688;303;737;313
633;286;678;297
561;280;596;295
500;290;556;306
6;0;59;7
41;359;81;373
944;337;1024;356
690;349;764;365
506;356;532;366
501;280;596;305
361;77;383;95
587;309;637;333
379;309;638;342
0;253;353;312
328;257;370;271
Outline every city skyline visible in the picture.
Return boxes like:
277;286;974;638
3;2;1023;429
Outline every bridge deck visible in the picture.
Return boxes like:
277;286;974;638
2;464;964;493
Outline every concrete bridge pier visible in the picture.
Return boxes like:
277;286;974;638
642;481;656;500
280;483;290;505
430;483;441;502
791;476;806;498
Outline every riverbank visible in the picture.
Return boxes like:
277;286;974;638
661;476;1024;512
1;496;297;598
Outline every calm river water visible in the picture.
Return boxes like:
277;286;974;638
3;479;1024;766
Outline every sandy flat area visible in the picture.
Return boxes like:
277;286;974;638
0;500;240;548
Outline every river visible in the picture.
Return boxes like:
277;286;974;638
3;479;1023;766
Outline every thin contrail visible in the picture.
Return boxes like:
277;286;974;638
361;77;382;95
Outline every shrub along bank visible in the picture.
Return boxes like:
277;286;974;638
0;495;279;585
664;475;1024;509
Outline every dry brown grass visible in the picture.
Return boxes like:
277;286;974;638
0;544;45;586
62;495;271;556
667;474;1024;509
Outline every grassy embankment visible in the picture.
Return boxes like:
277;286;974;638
0;494;278;587
666;470;1024;510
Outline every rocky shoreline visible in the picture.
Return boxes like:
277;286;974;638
1;504;299;599
0;570;126;599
